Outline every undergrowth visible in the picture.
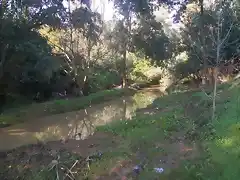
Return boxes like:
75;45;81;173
95;83;240;180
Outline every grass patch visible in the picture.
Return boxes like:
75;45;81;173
0;88;134;126
94;83;240;179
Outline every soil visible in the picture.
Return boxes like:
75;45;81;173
47;132;121;157
0;129;199;180
0;132;121;180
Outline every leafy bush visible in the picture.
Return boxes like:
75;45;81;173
129;52;156;83
88;70;121;92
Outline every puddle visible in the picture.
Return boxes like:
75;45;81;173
0;88;163;151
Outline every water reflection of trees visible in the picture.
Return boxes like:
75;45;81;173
0;91;162;150
64;91;161;140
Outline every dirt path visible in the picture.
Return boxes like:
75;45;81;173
0;131;122;180
0;129;199;180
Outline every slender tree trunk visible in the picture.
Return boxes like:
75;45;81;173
67;1;75;76
0;0;7;80
0;46;6;80
83;38;91;95
121;8;132;88
122;99;127;120
68;0;82;96
199;0;207;85
122;50;127;88
212;67;218;121
212;4;221;121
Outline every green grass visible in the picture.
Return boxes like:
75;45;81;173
0;88;135;126
94;90;207;178
93;83;240;180
2;81;240;180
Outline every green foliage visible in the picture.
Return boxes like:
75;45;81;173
111;0;162;19
88;70;121;92
129;53;153;82
133;20;173;63
71;7;103;42
0;0;65;28
111;0;175;64
2;0;240;179
1;0;240;125
0;0;70;107
174;51;200;79
0;18;61;103
0;0;108;108
178;0;240;77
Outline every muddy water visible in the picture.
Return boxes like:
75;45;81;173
0;89;163;151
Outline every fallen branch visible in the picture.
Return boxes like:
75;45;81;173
63;160;79;180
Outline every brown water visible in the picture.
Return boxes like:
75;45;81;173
0;89;163;151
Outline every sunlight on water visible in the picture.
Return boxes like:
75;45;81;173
0;88;163;151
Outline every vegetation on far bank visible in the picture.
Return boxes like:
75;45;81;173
0;88;135;126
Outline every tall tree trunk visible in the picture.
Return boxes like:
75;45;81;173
83;38;91;95
68;0;82;96
0;46;6;79
212;67;218;121
68;0;75;74
122;50;127;88
121;8;131;88
122;99;127;120
199;0;207;85
0;0;7;80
